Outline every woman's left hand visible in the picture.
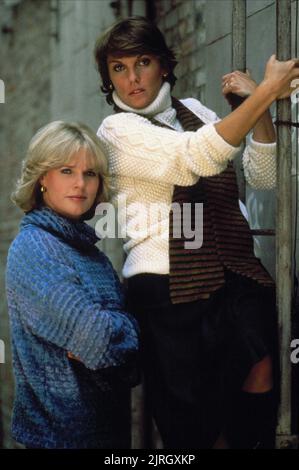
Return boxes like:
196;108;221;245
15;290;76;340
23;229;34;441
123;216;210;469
222;70;258;103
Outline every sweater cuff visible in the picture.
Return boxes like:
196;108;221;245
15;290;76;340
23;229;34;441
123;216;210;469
203;123;242;163
248;135;277;154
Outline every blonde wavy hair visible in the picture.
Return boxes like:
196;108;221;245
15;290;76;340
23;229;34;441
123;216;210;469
12;121;110;218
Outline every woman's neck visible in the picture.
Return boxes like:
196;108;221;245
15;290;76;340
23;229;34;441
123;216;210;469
112;81;172;117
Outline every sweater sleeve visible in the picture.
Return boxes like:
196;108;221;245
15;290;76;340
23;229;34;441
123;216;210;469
97;112;241;186
243;135;276;189
183;98;277;190
6;229;139;371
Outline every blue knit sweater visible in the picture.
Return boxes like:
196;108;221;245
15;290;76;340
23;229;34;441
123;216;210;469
5;207;139;448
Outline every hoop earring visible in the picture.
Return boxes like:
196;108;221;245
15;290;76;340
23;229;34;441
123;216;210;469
40;185;47;193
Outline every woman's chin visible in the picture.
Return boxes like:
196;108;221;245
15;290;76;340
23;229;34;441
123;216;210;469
127;94;152;109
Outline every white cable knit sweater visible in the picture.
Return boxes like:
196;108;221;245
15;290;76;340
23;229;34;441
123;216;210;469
97;82;276;278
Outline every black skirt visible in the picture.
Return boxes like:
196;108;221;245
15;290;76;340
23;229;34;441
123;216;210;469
127;269;278;448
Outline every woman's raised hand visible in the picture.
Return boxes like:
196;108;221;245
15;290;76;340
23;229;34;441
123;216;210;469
262;54;299;99
216;55;299;146
222;55;299;104
222;70;258;106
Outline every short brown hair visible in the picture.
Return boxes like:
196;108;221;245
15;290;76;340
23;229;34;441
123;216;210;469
94;16;178;105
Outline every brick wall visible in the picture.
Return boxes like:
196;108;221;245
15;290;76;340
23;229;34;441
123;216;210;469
0;0;149;449
154;0;206;102
0;0;51;448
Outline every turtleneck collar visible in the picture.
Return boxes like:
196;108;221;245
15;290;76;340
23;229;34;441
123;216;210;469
20;206;99;251
112;81;172;117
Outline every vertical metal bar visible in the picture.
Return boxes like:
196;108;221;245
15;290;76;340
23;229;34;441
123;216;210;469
232;0;246;72
231;0;246;201
276;0;293;438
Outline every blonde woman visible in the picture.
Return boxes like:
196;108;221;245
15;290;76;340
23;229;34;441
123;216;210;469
5;121;139;449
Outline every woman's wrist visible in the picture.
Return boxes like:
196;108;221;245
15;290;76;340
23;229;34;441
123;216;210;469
257;79;279;102
252;109;276;143
247;84;258;96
